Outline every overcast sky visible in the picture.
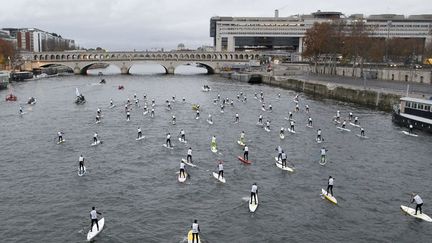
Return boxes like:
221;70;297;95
1;0;430;50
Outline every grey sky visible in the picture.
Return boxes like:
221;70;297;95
1;0;430;50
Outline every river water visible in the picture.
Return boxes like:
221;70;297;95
1;66;431;242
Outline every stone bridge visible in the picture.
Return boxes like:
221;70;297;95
21;51;262;74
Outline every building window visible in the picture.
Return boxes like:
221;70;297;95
405;75;408;82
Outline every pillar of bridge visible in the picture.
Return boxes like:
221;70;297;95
74;66;81;75
166;66;175;74
120;65;129;75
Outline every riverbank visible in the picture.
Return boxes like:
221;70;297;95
224;71;431;112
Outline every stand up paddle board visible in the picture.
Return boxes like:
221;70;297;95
95;120;101;124
212;172;226;183
401;131;418;137
256;122;263;127
337;127;351;132
238;156;251;164
249;194;259;212
400;205;432;222
195;117;200;120
275;160;294;172
264;127;271;132
207;120;213;125
162;144;174;149
182;158;197;167
316;138;323;144
91;140;101;146
287;128;296;134
279;133;285;139
284;117;295;122
349;122;361;127
57;139;65;144
87;217;105;241
237;140;245;146
187;229;201;243
143;111;148;115
78;166;86;176
178;138;187;144
261;107;266;111
178;171;188;183
355;134;369;139
211;146;218;153
136;136;145;141
321;189;337;204
109;105;116;109
306;124;313;129
319;157;327;165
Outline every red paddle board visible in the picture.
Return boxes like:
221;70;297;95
238;156;251;164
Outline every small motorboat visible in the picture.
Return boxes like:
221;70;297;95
5;94;17;101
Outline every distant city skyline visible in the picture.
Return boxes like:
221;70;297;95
1;0;431;50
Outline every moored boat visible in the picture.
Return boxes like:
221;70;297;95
392;97;432;134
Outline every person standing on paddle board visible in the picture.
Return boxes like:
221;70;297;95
250;183;258;205
265;120;271;130
93;132;99;143
326;176;334;196
143;105;148;114
341;120;347;129
360;127;365;137
349;112;353;121
126;111;130;121
97;108;101;117
217;160;224;179
179;160;186;178
240;131;245;143
268;104;272;111
211;136;217;147
137;127;142;139
179;129;186;141
295;104;299;112
235;113;239;123
411;193;424;215
336;110;340;122
151;108;155;117
110;99;113;106
19;106;23;114
308;117;313;127
79;155;85;173
409;124;413;134
172;115;176;124
281;150;287;168
58;131;63;143
258;114;263;124
166;133;172;147
243;145;249;161
220;104;224;112
89;207;102;232
354;117;359;125
191;219;200;243
317;129;322;141
288;112;293;120
196;110;200;119
187;147;193;163
320;147;327;163
290;121;295;132
280;127;285;136
167;102;171;110
305;104;310;113
208;114;212;123
276;146;283;161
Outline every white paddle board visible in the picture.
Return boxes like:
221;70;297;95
57;139;65;144
95;120;101;124
182;158;197;167
178;171;188;183
319;157;327;165
264;127;271;132
211;146;218;153
349;122;361;127
355;134;369;139
287;128;296;134
136;136;145;141
401;131;418;137
87;217;104;241
337;127;351;132
306;124;313;129
316;138;323;144
249;194;259;212
321;188;337;204
237;140;245;146
212;172;226;183
162;144;174;149
78;166;86;176
275;161;294;172
207;120;213;125
91;140;101;146
400;205;432;222
279;133;285;139
178;138;187;143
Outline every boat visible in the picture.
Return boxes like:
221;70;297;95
5;93;17;101
10;71;33;81
392;97;432;133
0;72;9;90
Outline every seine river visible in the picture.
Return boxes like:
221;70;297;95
1;65;431;242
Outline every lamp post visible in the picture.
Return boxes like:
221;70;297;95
7;56;11;70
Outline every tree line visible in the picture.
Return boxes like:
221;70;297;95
302;21;432;75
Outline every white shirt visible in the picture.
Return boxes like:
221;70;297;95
259;115;262;119
58;132;62;136
94;133;98;138
192;223;199;233
240;133;245;138
414;195;423;204
180;130;185;135
79;156;84;162
90;210;98;219
277;146;282;153
281;153;287;159
321;149;326;155
317;130;322;135
167;134;171;139
236;114;239;117
244;146;248;152
218;164;223;171
197;110;200;114
342;121;346;126
290;121;294;126
355;117;358;121
180;162;185;169
138;128;141;133
251;185;258;193
211;137;216;143
328;178;334;186
308;118;312;122
187;149;192;155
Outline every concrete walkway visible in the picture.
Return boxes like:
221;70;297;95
289;74;432;98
